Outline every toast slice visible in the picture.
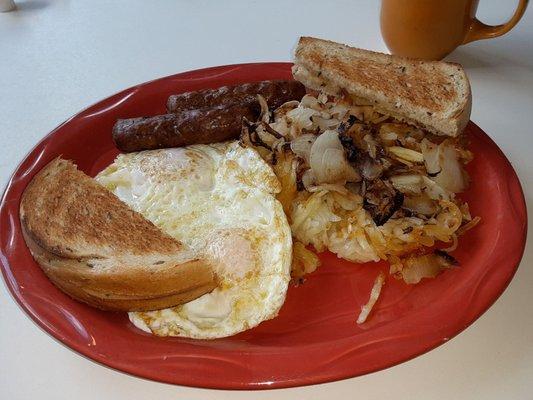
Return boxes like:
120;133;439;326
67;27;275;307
20;157;217;311
292;36;471;137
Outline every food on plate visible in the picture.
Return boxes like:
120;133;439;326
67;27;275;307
239;37;479;304
114;80;305;153
357;272;385;324
392;249;458;285
19;158;216;311
96;142;291;338
20;36;481;334
166;79;306;113
292;37;471;137
113;104;255;152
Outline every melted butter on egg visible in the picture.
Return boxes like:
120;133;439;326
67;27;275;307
96;141;292;339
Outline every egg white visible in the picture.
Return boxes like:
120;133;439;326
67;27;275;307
96;141;292;339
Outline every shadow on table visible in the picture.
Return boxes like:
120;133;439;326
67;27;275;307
445;36;533;70
14;0;49;12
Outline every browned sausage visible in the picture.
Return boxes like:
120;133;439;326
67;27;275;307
112;104;255;153
166;80;306;113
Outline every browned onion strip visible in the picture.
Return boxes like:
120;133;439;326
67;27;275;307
442;233;458;252
456;216;481;236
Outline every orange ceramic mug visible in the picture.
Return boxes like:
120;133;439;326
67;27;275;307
381;0;529;60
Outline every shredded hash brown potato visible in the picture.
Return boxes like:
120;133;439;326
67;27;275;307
291;241;321;280
357;272;385;324
240;93;480;294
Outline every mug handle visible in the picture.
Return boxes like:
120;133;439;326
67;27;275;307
463;0;529;44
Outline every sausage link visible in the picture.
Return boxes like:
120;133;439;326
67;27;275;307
166;80;305;113
112;104;255;153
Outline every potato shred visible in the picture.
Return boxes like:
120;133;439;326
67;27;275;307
357;272;385;324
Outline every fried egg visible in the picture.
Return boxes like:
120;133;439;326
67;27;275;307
96;141;292;339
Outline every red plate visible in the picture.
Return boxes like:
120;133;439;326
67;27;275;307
0;63;527;389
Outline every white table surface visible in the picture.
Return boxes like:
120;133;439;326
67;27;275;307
1;1;532;399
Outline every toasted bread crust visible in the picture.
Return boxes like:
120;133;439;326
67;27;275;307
47;271;215;312
293;37;471;137
20;158;217;311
